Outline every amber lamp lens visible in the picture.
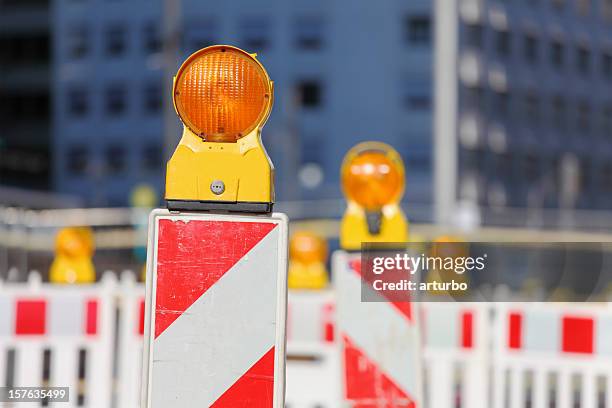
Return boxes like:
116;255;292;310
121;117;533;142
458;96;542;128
342;151;403;211
56;227;94;258
289;232;328;264
174;47;271;142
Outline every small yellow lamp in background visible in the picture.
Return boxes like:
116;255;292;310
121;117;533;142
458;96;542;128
340;142;408;250
129;183;157;281
426;235;469;296
288;231;329;290
49;227;96;284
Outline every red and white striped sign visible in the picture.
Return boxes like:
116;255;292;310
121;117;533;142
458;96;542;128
141;210;288;408
501;305;612;356
333;251;422;407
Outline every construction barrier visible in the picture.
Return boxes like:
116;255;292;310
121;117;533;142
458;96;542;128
422;302;490;408
334;252;423;407
141;210;288;408
0;272;115;408
493;303;612;408
287;290;335;345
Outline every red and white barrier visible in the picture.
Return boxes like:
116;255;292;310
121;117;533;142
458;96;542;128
333;251;423;407
0;272;115;408
141;211;288;407
493;303;612;408
287;290;335;346
116;273;145;408
422;302;490;408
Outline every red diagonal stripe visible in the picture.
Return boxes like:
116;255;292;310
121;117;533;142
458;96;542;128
343;335;415;408
155;219;277;338
349;259;412;322
210;347;275;407
562;316;594;354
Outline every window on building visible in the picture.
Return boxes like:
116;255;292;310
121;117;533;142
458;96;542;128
67;146;88;175
185;19;217;50
524;92;540;124
294;16;325;50
495;29;511;57
143;143;163;171
405;16;431;45
143;81;162;114
465;23;483;49
524;34;539;63
105;84;127;116
402;79;431;110
552;0;565;10
105;145;126;174
67;87;89;117
604;0;612;21
552;95;567;129
143;22;161;54
577;45;591;74
106;24;127;56
577;100;591;132
493;90;511;117
550;40;564;68
464;86;485;112
240;16;271;51
577;0;591;16
66;25;89;59
602;52;612;79
296;80;322;108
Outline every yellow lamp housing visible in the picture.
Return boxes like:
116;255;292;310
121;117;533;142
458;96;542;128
339;142;409;250
165;45;275;213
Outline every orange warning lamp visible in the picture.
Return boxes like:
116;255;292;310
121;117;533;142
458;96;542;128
288;231;329;289
340;142;408;250
166;45;275;212
50;227;96;284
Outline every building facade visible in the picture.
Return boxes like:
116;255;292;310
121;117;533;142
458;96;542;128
51;0;434;207
436;0;612;225
0;0;52;191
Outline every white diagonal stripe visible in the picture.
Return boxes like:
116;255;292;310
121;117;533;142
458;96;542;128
335;253;420;399
151;227;279;407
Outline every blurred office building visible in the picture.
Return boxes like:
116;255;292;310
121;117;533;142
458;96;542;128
51;0;433;206
0;0;52;191
16;0;612;225
435;0;612;226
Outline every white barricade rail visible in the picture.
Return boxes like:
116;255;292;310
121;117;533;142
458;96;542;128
0;272;115;408
286;290;337;408
333;252;423;407
493;303;612;408
422;302;490;408
287;290;335;345
116;273;145;408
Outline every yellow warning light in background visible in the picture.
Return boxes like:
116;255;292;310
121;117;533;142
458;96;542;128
166;45;275;212
50;227;96;284
288;231;329;290
340;142;408;250
426;235;469;296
